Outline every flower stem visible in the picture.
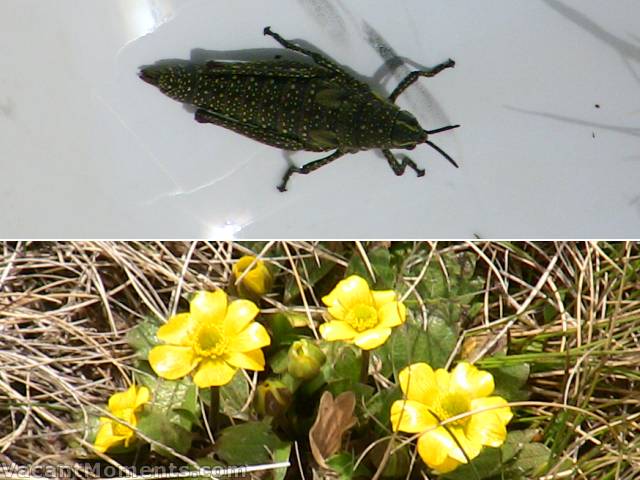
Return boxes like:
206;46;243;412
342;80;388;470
209;386;220;433
360;350;370;383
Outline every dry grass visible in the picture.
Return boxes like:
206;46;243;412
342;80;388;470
0;241;638;479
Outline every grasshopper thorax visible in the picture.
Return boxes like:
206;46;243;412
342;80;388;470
390;110;426;150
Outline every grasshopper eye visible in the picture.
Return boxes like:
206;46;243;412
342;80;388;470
391;111;425;148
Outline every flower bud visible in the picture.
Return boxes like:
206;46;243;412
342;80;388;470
254;379;292;418
233;255;273;298
287;339;326;380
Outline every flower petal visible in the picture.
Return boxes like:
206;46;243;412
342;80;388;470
148;345;198;380
448;427;482;463
353;327;392;350
418;426;480;466
223;299;260;335
417;429;465;473
135;386;150;408
390;399;437;433
416;427;457;468
372;290;397;309
108;385;136;412
225;349;265;371
377;301;406;328
322;275;373;311
450;362;495;399
467;397;513;447
326;304;348;321
156;313;198;345
94;421;119;453
319;320;358;342
435;368;451;392
192;359;237;387
398;363;439;405
227;322;271;352
190;290;227;325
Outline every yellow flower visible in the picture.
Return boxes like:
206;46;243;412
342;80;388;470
148;290;270;388
233;255;273;298
320;275;406;350
390;362;513;474
94;384;150;453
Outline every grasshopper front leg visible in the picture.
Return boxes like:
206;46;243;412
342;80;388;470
382;150;425;177
388;59;455;103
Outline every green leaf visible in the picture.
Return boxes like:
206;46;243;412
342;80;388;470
216;421;288;466
487;361;530;402
284;255;338;303
266;313;302;349
440;446;502;480
272;442;292;480
364;387;401;435
376;317;457;376
326;452;371;479
220;370;250;418
127;316;162;359
505;442;550;478
137;408;193;455
134;366;200;430
307;342;360;395
441;430;550;480
411;251;484;325
499;429;539;463
345;247;395;289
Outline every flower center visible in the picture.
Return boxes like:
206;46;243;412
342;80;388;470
433;393;471;427
193;323;228;358
345;304;379;332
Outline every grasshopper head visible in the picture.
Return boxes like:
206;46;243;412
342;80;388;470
392;110;461;168
391;110;425;149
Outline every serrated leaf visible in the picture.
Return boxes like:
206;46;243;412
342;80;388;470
216;421;287;466
505;442;550;478
137;408;193;455
412;251;484;326
134;366;200;430
376;318;457;377
500;429;539;463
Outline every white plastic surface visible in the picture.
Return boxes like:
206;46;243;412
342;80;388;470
2;0;639;237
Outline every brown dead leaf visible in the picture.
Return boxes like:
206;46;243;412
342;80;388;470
309;390;357;469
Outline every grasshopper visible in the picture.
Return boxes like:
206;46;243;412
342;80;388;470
140;27;459;192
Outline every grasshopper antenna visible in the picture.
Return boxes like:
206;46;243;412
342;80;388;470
423;125;460;168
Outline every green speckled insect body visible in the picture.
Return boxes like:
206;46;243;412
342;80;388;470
140;27;459;191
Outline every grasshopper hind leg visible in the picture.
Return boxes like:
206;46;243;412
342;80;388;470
263;26;346;76
382;150;425;177
278;150;345;192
